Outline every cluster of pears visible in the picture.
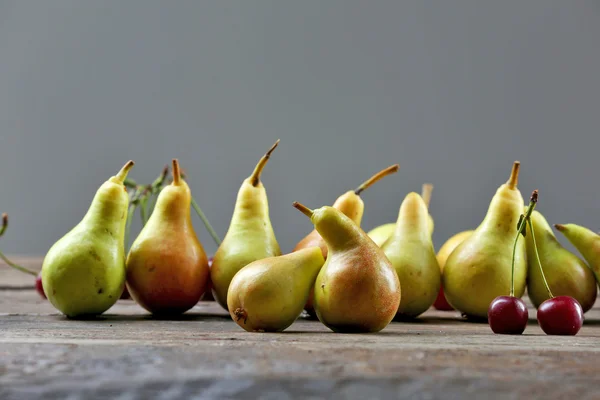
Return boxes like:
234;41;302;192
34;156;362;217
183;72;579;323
41;158;212;318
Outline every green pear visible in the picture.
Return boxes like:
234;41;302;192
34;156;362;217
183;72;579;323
381;192;441;318
368;183;435;246
211;140;282;310
41;161;134;318
555;223;600;288
443;161;526;318
227;247;325;332
293;202;401;333
525;211;597;312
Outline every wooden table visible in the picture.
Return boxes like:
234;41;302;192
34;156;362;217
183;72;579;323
1;258;599;399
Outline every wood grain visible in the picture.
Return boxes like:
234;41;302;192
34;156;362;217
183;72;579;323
1;257;600;399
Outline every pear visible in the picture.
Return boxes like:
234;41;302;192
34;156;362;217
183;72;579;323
211;140;282;310
525;211;597;312
433;229;473;310
293;164;399;317
381;192;441;318
367;183;435;246
436;230;474;268
555;223;600;288
294;164;400;257
293;202;401;333
41;161;134;318
443;161;526;319
125;159;209;314
227;247;325;332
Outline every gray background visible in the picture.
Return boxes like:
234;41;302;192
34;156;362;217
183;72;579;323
1;0;599;256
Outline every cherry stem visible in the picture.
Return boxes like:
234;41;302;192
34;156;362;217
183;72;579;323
528;218;554;299
293;202;314;218
354;164;399;195
510;189;537;297
250;139;280;187
507;161;520;189
0;214;37;276
124;203;137;250
421;183;433;209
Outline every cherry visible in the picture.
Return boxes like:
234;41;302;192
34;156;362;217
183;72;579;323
537;296;583;336
200;256;215;301
487;296;529;334
433;287;454;311
35;272;46;299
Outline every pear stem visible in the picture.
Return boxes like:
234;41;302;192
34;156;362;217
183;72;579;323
0;214;37;276
115;160;135;183
554;224;566;232
506;161;520;189
421;183;433;209
528;217;554;299
250;139;280;187
172;159;181;186
510;189;537;297
293;202;314;218
191;197;222;246
354;164;399;195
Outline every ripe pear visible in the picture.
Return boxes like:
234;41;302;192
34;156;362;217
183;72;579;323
211;140;282;310
525;211;596;312
367;183;435;246
126;159;209;315
293;164;399;317
443;161;526;319
433;229;473;310
41;161;134;318
294;164;400;257
227;247;325;332
293;202;401;333
555;223;600;288
381;192;441;318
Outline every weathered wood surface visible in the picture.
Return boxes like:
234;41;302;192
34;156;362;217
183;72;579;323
1;258;600;400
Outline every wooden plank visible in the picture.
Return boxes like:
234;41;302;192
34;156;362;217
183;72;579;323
2;257;600;399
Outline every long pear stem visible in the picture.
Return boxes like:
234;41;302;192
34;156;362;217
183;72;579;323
0;214;37;276
172;159;181;185
250;139;280;187
421;183;433;209
115;160;135;183
529;218;554;299
354;164;399;195
293;202;314;218
191;197;222;246
506;161;520;189
510;190;537;296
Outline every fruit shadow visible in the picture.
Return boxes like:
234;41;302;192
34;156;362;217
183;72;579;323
61;312;232;322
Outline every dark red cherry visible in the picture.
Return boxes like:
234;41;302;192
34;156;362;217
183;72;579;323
201;256;215;301
537;296;583;336
433;287;454;311
488;296;528;334
35;272;46;299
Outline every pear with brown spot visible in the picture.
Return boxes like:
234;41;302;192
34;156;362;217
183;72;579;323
293;164;399;317
227;247;325;332
211;140;282;310
126;159;209;315
443;161;526;318
381;192;441;319
293;202;400;333
41;160;134;318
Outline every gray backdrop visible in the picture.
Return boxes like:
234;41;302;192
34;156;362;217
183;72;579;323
1;0;599;256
